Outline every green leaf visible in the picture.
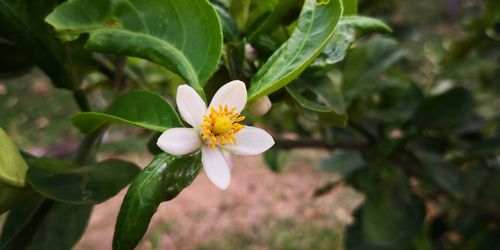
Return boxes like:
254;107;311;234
32;203;92;250
247;0;343;102
306;16;391;75
71;90;182;133
113;153;201;250
286;75;347;127
0;127;28;187
264;148;287;172
213;3;239;42
0;196;47;250
415;150;463;199
0;183;31;215
27;158;140;204
341;0;357;15
46;0;223;88
0;0;90;90
346;167;425;249
340;16;391;33
415;87;474;128
316;150;365;174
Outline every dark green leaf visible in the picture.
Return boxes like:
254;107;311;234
0;196;48;250
113;153;201;250
0;0;90;90
213;3;240;42
247;0;343;102
415;87;474;128
316;150;364;174
286;75;347;127
71;90;182;133
46;0;223;88
342;37;407;104
415;150;463;199
32;203;92;250
0;183;31;215
0;127;28;187
264;148;287;172
27;158;140;204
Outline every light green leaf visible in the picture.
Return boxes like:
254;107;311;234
247;0;343;102
27;158;140;204
341;0;357;15
113;153;201;250
71;90;182;133
0;0;91;90
340;16;392;33
46;0;223;88
0;128;28;187
32;203;92;250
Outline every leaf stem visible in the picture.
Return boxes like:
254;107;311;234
73;89;91;112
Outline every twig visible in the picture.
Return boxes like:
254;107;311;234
274;138;368;150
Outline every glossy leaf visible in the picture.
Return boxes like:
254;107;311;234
341;0;357;15
0;127;28;187
32;203;93;250
316;150;365;174
71;90;182;133
247;0;343;102
113;153;201;250
27;158;140;204
0;0;90;90
46;0;223;88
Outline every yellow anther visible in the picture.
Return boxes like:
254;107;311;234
200;105;245;148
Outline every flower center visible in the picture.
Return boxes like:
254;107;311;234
213;116;232;134
201;105;245;148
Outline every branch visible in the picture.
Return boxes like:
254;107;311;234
273;138;368;150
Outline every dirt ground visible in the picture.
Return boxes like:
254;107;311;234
74;151;363;250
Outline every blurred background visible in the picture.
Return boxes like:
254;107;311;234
1;0;499;249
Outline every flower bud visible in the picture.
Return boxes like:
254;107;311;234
249;96;272;116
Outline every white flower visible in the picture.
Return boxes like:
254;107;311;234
157;80;275;190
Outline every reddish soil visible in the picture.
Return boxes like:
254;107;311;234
75;151;362;250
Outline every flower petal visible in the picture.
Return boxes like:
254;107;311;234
176;84;207;128
209;80;247;113
157;128;202;156
223;126;274;155
202;145;231;190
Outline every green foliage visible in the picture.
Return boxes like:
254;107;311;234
27;158;140;204
248;0;343;101
0;0;498;249
71;90;182;133
0;128;28;187
113;153;201;250
0;0;91;90
46;0;223;89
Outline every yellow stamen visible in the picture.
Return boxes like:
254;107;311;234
201;105;245;148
